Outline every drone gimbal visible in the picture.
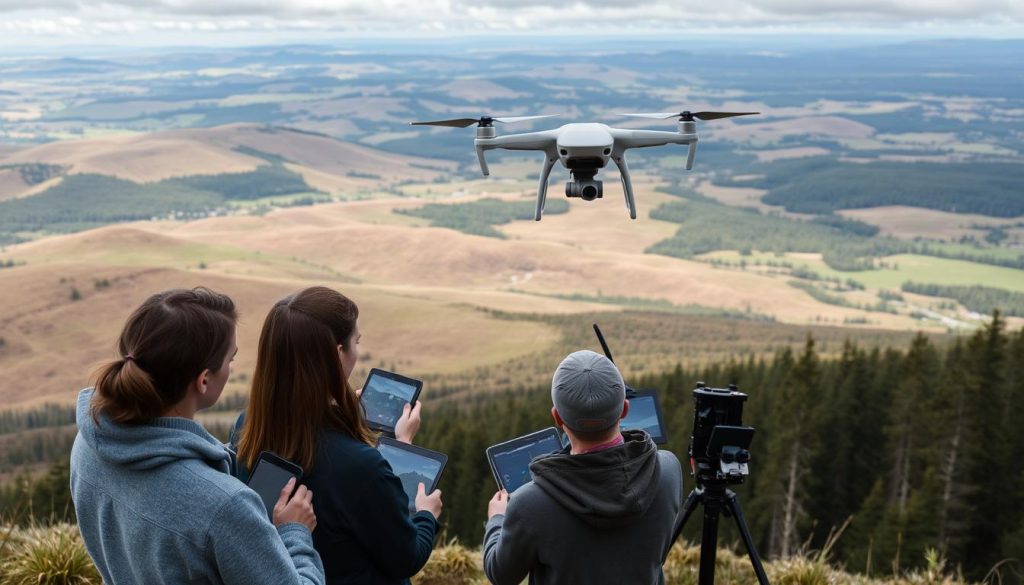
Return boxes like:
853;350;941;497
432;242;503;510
411;111;757;220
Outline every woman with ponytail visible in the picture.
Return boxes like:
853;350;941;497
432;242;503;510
231;286;443;585
70;287;325;585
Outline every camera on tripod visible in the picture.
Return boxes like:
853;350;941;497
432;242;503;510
688;382;755;486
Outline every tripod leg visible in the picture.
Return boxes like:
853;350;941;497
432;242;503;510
698;499;721;585
668;488;702;553
725;491;771;585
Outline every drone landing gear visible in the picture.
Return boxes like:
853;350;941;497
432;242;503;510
611;153;636;219
534;155;557;221
672;484;771;585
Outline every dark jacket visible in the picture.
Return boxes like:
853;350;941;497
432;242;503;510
230;415;439;585
482;430;683;585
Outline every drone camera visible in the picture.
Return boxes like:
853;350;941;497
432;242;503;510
566;179;603;201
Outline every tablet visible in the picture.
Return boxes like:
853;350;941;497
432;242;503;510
486;427;564;493
376;437;447;513
361;368;423;434
621;389;668;445
247;451;303;521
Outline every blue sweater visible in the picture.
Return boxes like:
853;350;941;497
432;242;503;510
70;389;325;585
230;415;439;585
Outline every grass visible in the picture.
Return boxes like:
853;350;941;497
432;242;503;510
0;524;100;584
410;540;980;585
0;525;982;585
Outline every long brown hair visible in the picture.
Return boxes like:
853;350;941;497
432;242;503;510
237;286;374;471
92;288;237;424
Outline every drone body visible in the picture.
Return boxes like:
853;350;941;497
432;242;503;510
412;111;757;220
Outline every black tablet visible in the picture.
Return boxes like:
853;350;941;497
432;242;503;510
621;389;668;445
247;451;303;521
486;427;564;493
376;437;447;513
361;368;423;434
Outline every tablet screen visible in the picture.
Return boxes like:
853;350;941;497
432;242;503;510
377;440;445;513
248;460;300;521
491;433;563;493
622;394;664;442
363;373;419;430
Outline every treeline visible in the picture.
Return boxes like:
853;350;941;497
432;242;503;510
0;163;66;186
645;192;909;271
648;184;1024;271
902;282;1024;317
0;162;317;238
417;315;1024;580
0;461;74;525
728;158;1024;218
396;197;569;238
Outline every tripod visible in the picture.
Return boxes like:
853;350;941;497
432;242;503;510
671;479;771;585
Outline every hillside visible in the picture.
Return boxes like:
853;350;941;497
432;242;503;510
4;172;1019;408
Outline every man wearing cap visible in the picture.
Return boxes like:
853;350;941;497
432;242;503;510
482;350;683;585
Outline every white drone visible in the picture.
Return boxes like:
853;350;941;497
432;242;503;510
411;111;758;220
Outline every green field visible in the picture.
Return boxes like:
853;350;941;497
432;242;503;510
701;250;1024;293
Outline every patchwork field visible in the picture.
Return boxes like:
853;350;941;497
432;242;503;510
2;178;990;408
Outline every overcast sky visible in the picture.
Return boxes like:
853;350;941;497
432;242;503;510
1;0;1022;49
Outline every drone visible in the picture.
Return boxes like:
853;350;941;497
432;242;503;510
410;111;758;220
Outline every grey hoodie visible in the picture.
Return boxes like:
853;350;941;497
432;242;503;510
483;430;683;585
70;389;325;585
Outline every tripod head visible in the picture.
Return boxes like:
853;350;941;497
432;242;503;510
688;382;755;487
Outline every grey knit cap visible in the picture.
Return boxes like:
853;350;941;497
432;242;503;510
551;350;626;433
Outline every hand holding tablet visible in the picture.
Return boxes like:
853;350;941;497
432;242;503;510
376;437;447;515
486;427;565;493
360;368;423;435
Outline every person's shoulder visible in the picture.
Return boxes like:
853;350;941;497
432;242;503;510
656;449;683;476
506;482;554;517
651;450;684;483
180;457;249;501
318;431;383;470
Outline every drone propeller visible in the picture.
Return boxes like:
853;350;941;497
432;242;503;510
410;114;558;128
618;111;759;121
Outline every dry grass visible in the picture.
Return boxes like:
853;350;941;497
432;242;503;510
0;524;100;585
0;124;453;186
410;541;981;585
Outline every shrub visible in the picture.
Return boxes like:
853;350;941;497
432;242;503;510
0;524;100;585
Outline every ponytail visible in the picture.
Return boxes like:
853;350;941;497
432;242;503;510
92;357;165;424
91;287;237;425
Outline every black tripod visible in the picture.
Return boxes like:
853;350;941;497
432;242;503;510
671;480;771;585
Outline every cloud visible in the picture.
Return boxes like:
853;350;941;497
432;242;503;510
0;0;1021;40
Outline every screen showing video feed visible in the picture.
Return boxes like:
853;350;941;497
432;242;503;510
363;375;418;429
492;434;563;493
622;394;665;443
377;442;444;513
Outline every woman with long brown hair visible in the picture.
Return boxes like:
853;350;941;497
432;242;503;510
232;286;442;585
70;287;324;585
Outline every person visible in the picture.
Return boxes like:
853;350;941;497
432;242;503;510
482;350;684;585
231;286;442;585
70;287;325;585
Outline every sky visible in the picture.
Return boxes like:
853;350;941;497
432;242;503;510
1;0;1022;50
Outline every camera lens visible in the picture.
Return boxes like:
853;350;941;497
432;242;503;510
581;184;598;200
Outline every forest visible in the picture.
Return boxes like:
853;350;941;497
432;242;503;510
0;161;316;240
902;283;1024;317
0;314;1021;581
415;314;1024;581
730;159;1024;218
396;197;569;238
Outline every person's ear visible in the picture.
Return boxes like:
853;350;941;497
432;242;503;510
620;400;629;420
192;369;211;396
551;407;564;431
